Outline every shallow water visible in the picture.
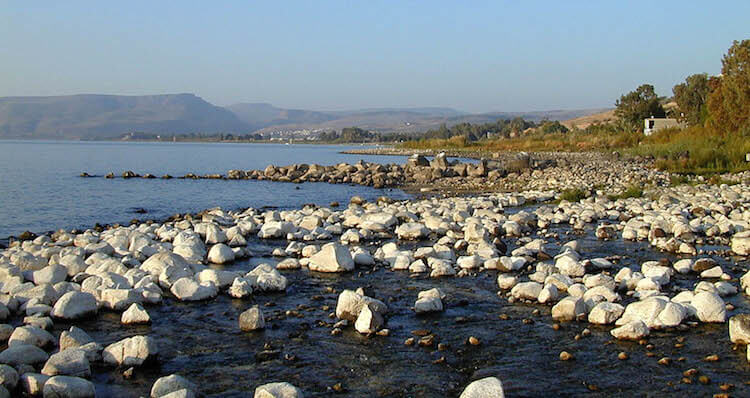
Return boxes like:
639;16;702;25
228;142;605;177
0;141;412;238
34;206;750;397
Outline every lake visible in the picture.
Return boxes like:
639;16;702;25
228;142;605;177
0;141;411;239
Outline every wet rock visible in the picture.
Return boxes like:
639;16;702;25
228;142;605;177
692;292;726;323
8;325;55;348
0;344;48;366
207;244;235;264
101;288;143;311
121;303;151;325
729;314;750;344
21;373;49;396
170;278;218;301
151;374;198;397
335;290;387;322
611;320;649;340
103;335;158;367
51;292;97;320
395;223;429;240
415;288;444;314
731;232;750;256
510;282;543;301
459;376;505;398
239;306;265;331
355;304;383;334
0;365;18;391
228;278;253;298
59;327;93;351
588;302;625;325
41;349;90;378
308;243;354;273
43;376;95;398
551;297;586;321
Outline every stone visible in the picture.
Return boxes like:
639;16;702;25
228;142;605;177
0;365;18;391
395;223;429;240
308;243;354;272
8;325;55;348
43;376;95;398
731;232;750;256
207;244;235;264
101;288;143;311
335;290;387;322
551;297;586;321
588;302;625;325
239;306;265;331
59;327;93;351
611;320;650;340
21;373;49;396
496;274;518;290
692;292;726;323
228;278;253;298
538;284;559;304
32;265;68;285
102;335;159;367
354;304;383;334
457;255;483;270
41;349;91;378
121;303;151;324
170;278;218;301
510;282;543;301
51;292;97;320
459;377;505;398
0;344;49;366
729;314;750;344
414;289;444;314
151;374;198;398
246;265;288;292
254;381;303;398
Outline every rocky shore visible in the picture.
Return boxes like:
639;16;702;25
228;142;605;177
78;151;726;196
2;164;750;395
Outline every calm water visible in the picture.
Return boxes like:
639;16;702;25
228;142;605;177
0;140;411;238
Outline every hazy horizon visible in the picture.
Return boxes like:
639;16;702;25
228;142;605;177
2;1;748;113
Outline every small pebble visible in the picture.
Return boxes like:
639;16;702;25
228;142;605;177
468;336;480;346
618;352;629;360
705;354;719;362
552;323;560;331
658;357;671;365
699;375;710;385
404;337;415;346
560;351;574;361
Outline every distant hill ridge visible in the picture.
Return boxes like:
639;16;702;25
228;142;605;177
0;94;607;139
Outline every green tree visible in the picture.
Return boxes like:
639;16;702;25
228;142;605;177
707;39;750;135
673;73;710;126
614;84;666;132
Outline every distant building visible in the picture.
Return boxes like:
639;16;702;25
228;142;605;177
644;117;683;136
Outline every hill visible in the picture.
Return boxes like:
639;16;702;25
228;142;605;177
0;94;248;139
560;108;616;129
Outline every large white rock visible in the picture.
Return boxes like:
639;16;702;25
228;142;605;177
731;232;750;256
51;292;97;320
207;244;235;264
308;243;354;272
588;302;624;325
459;377;505;398
121;303;151;324
43;376;95;398
32;265;68;285
395;223;429;240
335;289;387;321
151;374;198;398
254;382;303;398
611;320;650;340
510;282;543;301
692;291;726;323
141;252;192;278
551;296;586;321
537;284;559;304
457;255;483;270
101;288;143;311
496;274;518;290
246;264;288;292
414;288;444;314
8;326;55;348
729;314;750;344
170;278;218;301
228;278;253;298
102;335;158;366
555;253;585;277
354;304;383;334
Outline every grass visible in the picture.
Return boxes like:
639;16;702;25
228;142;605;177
399;123;750;176
558;188;588;203
607;184;644;200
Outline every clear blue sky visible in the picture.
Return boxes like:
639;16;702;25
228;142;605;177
1;1;748;113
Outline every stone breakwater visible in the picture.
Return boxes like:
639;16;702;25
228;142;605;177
81;151;686;194
0;176;749;395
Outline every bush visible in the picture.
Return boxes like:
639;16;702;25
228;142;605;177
559;188;588;203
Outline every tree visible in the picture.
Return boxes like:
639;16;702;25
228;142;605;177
672;73;710;126
614;84;665;132
707;39;750;135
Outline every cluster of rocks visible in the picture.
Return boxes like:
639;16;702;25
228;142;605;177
8;167;750;395
80;151;685;195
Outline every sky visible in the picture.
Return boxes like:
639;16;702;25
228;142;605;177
1;1;748;113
